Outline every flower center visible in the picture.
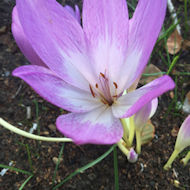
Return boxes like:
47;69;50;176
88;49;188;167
89;72;118;106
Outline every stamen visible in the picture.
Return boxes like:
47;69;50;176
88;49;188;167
101;99;108;105
100;72;105;79
113;82;118;89
95;83;98;88
89;84;95;98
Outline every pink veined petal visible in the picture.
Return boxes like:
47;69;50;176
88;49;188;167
149;98;158;118
64;5;81;23
82;0;129;82
112;75;175;118
134;101;152;130
16;0;95;91
134;98;158;130
117;0;167;93
13;65;101;113
175;115;190;152
12;6;46;67
56;106;123;145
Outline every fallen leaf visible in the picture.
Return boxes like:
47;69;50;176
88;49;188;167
166;29;183;54
141;120;155;145
170;91;174;99
140;64;163;85
182;39;190;51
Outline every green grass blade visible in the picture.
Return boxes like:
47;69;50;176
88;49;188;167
25;144;33;173
53;144;116;190
142;72;166;76
113;147;119;190
167;55;179;75
19;175;34;190
157;22;179;44
0;164;32;175
52;143;65;185
184;0;189;38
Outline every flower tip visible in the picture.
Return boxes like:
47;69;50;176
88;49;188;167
127;148;138;163
175;115;190;152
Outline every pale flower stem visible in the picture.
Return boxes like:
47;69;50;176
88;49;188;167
120;119;130;146
181;151;190;166
163;149;180;170
0;118;72;143
167;0;181;34
117;139;130;157
128;116;135;146
135;129;141;154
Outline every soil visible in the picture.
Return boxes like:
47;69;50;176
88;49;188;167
0;0;190;190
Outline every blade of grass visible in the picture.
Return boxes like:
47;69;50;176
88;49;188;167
127;1;135;11
163;32;171;65
164;76;178;118
113;147;119;190
53;144;116;190
167;55;179;75
0;164;32;175
52;143;65;185
25;144;33;173
159;50;169;67
184;0;189;38
157;22;179;44
19;175;34;190
142;72;166;76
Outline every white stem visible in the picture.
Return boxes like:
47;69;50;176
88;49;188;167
167;0;181;34
0;118;72;143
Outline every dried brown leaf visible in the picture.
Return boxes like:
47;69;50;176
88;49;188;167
140;64;163;85
166;29;183;54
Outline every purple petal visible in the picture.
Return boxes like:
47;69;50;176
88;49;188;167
149;98;158;118
13;65;101;113
117;0;167;92
134;101;152;130
56;107;123;144
82;0;129;80
12;6;45;66
134;98;158;130
127;148;138;163
16;0;94;91
112;75;175;118
64;5;80;23
175;115;190;152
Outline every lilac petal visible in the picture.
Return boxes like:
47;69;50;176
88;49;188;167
134;98;158;130
149;98;158;118
127;148;138;163
56;107;123;145
12;6;45;67
134;101;152;130
175;115;190;152
16;0;95;91
13;65;101;113
117;0;167;93
112;75;175;118
64;5;80;23
82;0;129;80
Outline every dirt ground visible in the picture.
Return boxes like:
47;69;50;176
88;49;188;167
0;0;190;189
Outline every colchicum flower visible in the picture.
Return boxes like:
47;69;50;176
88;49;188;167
12;0;175;145
164;115;190;170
